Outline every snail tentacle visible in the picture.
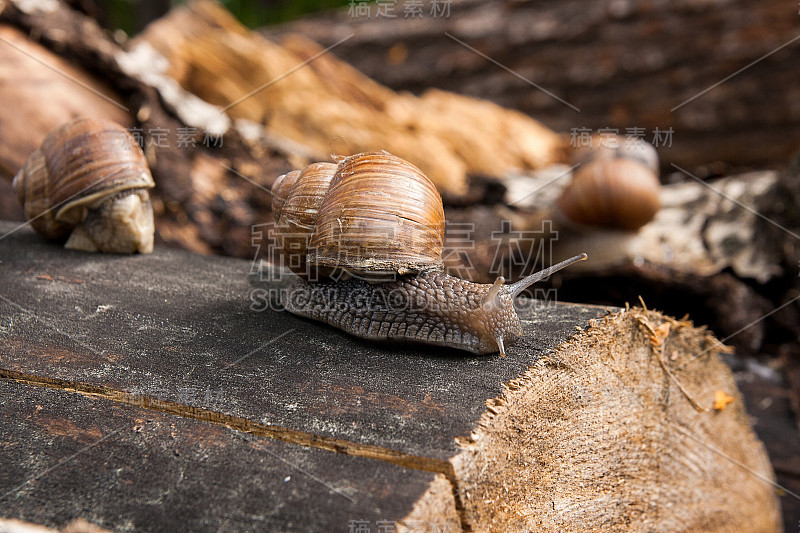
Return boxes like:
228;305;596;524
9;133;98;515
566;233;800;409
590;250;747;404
508;253;588;298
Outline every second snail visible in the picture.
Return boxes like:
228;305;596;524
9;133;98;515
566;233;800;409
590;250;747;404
262;150;587;356
13;117;156;254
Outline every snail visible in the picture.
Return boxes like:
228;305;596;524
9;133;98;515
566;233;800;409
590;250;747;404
262;151;587;356
12;117;155;254
556;136;661;231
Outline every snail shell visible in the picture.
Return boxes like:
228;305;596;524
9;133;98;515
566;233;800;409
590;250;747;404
272;151;445;279
557;137;661;231
268;151;586;355
12;117;155;254
271;162;337;278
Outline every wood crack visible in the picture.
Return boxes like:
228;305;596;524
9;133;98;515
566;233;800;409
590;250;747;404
0;366;455;478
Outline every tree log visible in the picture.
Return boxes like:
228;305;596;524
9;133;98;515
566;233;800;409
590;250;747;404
0;2;797;526
125;0;563;198
0;0;297;257
268;0;800;173
0;221;781;532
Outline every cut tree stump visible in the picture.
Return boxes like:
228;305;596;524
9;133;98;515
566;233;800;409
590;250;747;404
0;220;781;532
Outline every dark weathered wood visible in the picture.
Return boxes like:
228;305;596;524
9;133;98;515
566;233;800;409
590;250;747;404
0;221;784;531
0;219;601;530
736;372;800;533
0;221;603;463
0;381;439;532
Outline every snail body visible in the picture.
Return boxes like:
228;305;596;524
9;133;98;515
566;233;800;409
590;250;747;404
270;151;586;355
281;258;585;355
13;117;155;254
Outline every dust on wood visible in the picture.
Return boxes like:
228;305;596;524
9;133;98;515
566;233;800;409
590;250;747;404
0;381;438;531
0;228;782;531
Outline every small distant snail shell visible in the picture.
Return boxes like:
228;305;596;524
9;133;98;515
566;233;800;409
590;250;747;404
557;137;661;231
12;117;155;254
270;151;587;355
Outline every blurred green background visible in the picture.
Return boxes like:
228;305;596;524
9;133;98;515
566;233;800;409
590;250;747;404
97;0;353;35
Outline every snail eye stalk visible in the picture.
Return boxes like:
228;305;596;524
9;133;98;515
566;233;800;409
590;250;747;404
508;254;588;298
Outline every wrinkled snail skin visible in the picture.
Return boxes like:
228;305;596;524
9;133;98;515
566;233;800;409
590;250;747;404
271;151;587;356
281;255;588;355
12;117;156;254
282;270;521;355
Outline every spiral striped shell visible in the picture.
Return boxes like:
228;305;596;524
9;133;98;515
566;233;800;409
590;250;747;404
272;151;445;278
13;117;154;239
558;137;661;231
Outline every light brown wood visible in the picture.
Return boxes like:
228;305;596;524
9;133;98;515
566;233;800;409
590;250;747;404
127;0;564;197
449;309;781;532
269;0;800;173
0;25;132;179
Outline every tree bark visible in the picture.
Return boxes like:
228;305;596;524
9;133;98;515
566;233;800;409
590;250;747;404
268;0;800;174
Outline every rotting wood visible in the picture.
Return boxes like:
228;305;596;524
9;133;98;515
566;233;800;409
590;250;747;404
532;171;789;283
268;0;800;174
0;20;134;224
0;25;132;177
0;0;563;259
0;221;781;532
124;0;564;198
0;0;296;258
446;167;800;360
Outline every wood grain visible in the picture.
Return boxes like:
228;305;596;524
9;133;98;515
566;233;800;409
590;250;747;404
0;220;782;531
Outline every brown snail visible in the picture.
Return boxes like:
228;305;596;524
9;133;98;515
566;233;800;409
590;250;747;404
13;117;155;254
264;151;586;356
556;137;661;231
